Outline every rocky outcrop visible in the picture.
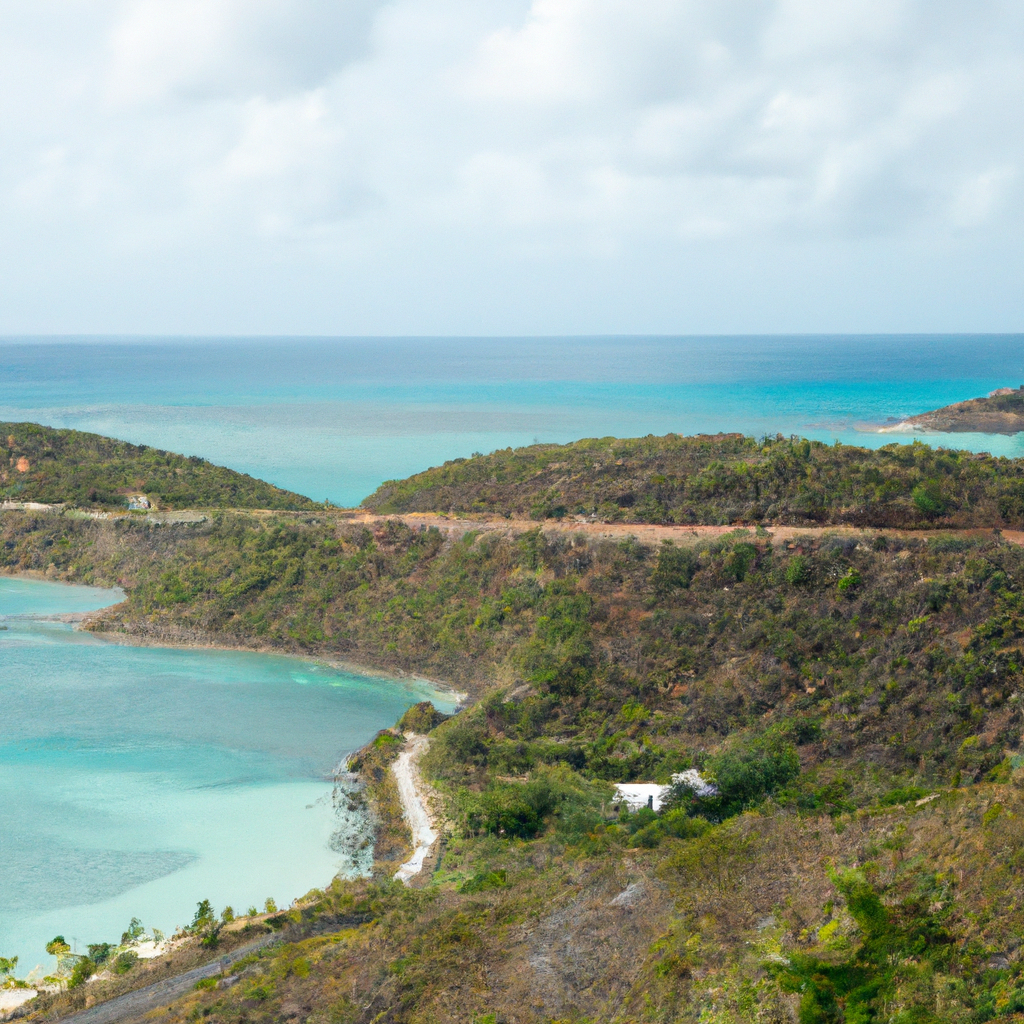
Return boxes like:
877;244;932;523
884;386;1024;434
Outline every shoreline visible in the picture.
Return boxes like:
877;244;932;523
0;571;467;706
79;625;468;707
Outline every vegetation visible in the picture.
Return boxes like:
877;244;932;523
15;432;1024;1021
0;421;315;510
364;432;1024;528
900;385;1024;434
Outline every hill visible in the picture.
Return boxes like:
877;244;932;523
883;386;1024;435
9;495;1024;1021
362;431;1024;528
0;421;316;510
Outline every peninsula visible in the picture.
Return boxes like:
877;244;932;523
878;385;1024;435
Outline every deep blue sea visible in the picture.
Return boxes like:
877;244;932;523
2;335;1023;505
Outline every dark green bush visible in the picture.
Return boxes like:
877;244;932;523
112;951;138;974
459;870;508;893
397;701;450;733
879;785;929;806
652;543;698;593
68;957;96;988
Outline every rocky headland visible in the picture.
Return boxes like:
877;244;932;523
880;385;1024;434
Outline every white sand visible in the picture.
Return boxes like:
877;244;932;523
0;989;38;1013
392;733;438;885
134;940;172;960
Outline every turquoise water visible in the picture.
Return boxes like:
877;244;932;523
2;335;1023;505
0;577;454;973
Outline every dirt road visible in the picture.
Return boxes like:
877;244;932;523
342;511;1024;548
392;733;438;885
54;932;280;1024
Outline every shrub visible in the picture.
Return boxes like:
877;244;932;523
459;870;508;893
785;555;811;585
68;957;96;988
651;543;698;594
112;951;138;974
87;943;113;965
913;480;948;516
837;568;862;594
465;768;601;840
879;785;928;806
697;744;801;820
397;701;449;733
190;900;215;932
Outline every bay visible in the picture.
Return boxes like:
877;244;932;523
0;576;454;972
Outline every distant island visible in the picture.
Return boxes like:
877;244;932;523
877;385;1024;435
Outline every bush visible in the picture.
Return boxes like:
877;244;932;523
112;951;138;974
459;870;508;893
879;785;928;806
68;957;96;988
696;744;801;820
785;555;811;585
465;768;602;840
837;568;862;594
190;900;215;933
397;701;450;733
913;480;948;516
651;543;698;594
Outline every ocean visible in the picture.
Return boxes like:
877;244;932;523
1;335;1023;506
0;577;454;973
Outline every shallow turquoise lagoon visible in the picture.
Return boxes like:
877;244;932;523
0;576;453;973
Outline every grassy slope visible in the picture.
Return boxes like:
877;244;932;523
12;431;1024;1022
9;502;1024;1020
0;421;315;510
363;432;1024;529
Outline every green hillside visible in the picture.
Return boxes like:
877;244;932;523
0;421;316;510
364;432;1024;528
8;493;1024;1021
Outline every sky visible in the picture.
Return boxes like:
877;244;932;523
0;0;1021;336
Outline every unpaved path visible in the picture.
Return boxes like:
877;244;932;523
52;932;280;1024
344;511;1024;548
392;733;438;885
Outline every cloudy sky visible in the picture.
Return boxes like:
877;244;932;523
0;0;1021;335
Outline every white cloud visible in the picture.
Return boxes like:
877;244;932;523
0;0;1020;332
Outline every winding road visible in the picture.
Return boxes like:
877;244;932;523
392;733;438;885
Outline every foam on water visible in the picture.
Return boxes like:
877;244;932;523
0;577;454;971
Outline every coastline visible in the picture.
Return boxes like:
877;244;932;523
0;569;466;706
77;622;468;707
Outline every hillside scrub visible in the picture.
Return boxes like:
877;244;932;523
12;475;1024;1016
363;432;1024;529
67;776;1024;1024
0;421;315;510
5;510;1024;791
